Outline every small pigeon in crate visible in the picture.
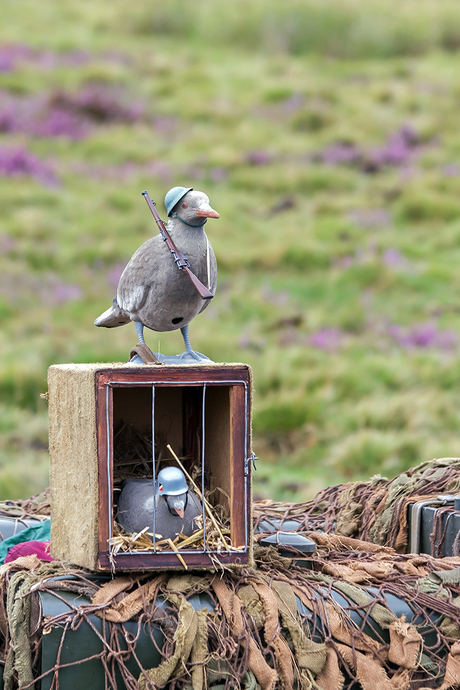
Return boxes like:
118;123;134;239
117;467;202;541
94;187;219;363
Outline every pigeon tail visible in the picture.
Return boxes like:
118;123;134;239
94;300;131;328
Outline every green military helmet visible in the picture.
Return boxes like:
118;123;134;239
164;186;193;216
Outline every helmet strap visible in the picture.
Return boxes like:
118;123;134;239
172;212;207;228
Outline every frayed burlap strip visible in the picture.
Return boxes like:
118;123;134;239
388;617;422;669
212;577;278;690
336;643;398;690
316;646;345;690
248;580;295;689
92;574;167;622
139;589;197;689
191;609;208;690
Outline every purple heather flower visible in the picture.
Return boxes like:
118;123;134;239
247;150;272;165
322;142;360;165
210;167;227;182
320;125;420;173
184;165;205;180
0;106;16;133
382;248;403;266
366;126;418;171
0;146;58;186
0;83;144;141
261;285;290;306
280;93;305;114
52;282;82;305
310;327;343;352
0;44;33;72
34;108;89;139
0;44;134;74
153;116;176;133
60;50;91;67
0;271;81;306
333;255;354;269
0;234;15;251
435;330;458;350
442;164;460;177
107;263;125;289
388;321;457;351
0;43;91;71
0;49;15;73
49;85;144;124
147;160;173;181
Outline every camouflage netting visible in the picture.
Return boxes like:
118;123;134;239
1;459;460;688
253;457;460;553
0;489;50;522
2;541;460;689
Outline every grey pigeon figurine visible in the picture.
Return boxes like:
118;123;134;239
117;467;202;541
94;186;218;362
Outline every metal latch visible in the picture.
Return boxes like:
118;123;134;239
245;452;258;475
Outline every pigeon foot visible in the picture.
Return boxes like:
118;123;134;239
177;350;211;362
129;350;213;365
178;325;211;362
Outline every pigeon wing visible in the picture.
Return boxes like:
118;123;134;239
117;236;163;315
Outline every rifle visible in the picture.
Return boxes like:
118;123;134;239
142;190;214;300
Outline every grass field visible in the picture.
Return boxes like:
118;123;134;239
1;0;460;501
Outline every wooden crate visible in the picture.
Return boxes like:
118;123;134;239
48;362;253;571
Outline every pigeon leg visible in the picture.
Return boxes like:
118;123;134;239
180;325;207;361
134;321;146;345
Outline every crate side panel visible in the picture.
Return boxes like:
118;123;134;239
230;384;248;548
205;387;232;512
48;365;99;569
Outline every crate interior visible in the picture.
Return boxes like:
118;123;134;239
111;383;242;552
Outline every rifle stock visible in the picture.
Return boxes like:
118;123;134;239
142;191;213;300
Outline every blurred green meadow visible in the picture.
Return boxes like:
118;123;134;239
2;0;460;501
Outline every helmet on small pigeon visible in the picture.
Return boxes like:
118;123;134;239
156;466;188;496
164;186;193;216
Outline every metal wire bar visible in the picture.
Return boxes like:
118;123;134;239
152;385;156;553
202;383;207;552
106;386;113;541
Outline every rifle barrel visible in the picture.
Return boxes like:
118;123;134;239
141;190;214;300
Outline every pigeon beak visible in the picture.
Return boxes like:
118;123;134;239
175;507;185;519
196;206;219;219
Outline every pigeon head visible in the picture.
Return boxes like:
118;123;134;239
164;492;188;519
170;190;219;227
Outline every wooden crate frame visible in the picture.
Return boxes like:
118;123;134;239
49;363;253;571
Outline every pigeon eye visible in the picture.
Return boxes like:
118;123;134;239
181;202;188;208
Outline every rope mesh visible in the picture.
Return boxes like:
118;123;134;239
1;460;460;688
0;541;460;687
